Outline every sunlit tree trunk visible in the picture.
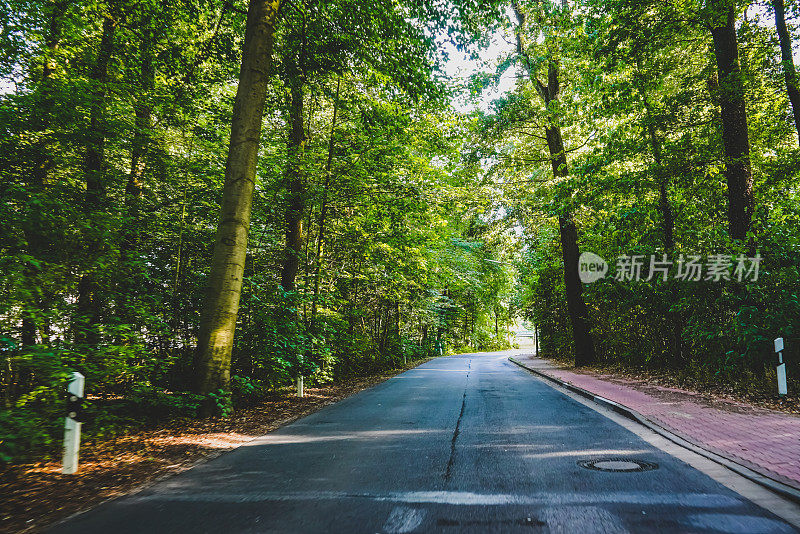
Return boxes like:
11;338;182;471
708;1;754;241
772;0;800;143
194;0;281;395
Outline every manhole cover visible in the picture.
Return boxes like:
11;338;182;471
578;458;658;472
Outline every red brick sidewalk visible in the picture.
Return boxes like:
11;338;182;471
516;354;800;491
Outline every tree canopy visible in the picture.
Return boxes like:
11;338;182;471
1;0;799;462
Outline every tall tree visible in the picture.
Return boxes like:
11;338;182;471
771;0;800;143
706;0;754;240
633;70;674;251
124;28;154;212
194;0;281;396
512;0;596;366
275;0;440;291
279;38;307;292
311;75;341;326
30;0;68;190
84;15;115;210
75;14;116;347
21;0;70;346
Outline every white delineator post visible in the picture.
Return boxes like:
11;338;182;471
297;375;304;398
775;337;788;396
62;371;85;474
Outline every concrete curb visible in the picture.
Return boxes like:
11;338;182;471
509;356;800;505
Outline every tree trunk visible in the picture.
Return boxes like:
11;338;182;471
21;316;36;346
281;68;308;396
311;76;341;325
558;215;596;366
194;0;281;395
470;302;475;340
513;2;596;366
395;300;401;344
544;82;596;367
118;28;155;330
84;15;115;209
709;3;754;241
280;72;307;291
22;2;67;349
549;126;597;366
639;92;685;362
636;83;675;251
76;15;115;347
637;69;690;367
772;0;800;143
31;0;68;189
301;203;314;322
75;274;100;346
124;30;154;219
657;182;674;250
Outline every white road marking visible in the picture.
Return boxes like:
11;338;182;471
382;491;741;507
541;506;628;534
382;506;425;533
136;490;743;508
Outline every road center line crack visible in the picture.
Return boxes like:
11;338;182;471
445;359;471;481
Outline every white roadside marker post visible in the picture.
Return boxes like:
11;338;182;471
62;371;85;474
296;350;304;398
775;337;788;396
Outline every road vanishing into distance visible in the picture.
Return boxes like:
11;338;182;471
51;352;799;533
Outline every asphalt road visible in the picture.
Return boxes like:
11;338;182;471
51;352;798;533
